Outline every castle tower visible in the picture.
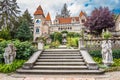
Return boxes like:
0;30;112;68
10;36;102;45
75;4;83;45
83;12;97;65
33;5;45;41
79;11;87;25
45;12;52;25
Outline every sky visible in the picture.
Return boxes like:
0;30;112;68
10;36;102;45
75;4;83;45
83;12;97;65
17;0;120;20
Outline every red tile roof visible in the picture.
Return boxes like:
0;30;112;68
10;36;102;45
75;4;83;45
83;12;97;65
57;17;79;24
79;11;85;17
34;5;44;15
46;12;51;21
57;17;72;24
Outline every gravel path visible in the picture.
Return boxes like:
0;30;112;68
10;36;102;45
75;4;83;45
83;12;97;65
0;71;120;80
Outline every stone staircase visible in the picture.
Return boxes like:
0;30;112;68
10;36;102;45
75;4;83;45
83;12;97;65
17;49;104;74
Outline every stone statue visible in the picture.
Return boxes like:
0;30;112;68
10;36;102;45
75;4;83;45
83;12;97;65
4;44;16;64
101;40;113;66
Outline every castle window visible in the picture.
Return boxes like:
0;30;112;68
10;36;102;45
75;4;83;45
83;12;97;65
36;28;39;34
36;19;41;24
81;19;85;23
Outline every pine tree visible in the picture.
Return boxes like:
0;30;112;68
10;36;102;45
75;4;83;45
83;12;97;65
15;20;32;41
22;9;33;26
0;0;20;29
61;3;70;18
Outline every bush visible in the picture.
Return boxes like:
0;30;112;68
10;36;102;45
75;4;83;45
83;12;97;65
67;37;79;47
50;40;60;48
50;32;62;43
0;28;11;40
0;40;37;63
89;50;102;58
89;49;120;59
102;29;112;39
0;60;26;73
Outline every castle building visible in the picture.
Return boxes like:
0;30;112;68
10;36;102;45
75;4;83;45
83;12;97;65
33;4;87;41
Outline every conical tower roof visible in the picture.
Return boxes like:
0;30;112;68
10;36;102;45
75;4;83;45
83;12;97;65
79;11;85;17
46;12;51;21
34;5;44;15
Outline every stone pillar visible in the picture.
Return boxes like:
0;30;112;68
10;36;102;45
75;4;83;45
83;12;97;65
79;39;85;50
38;42;44;50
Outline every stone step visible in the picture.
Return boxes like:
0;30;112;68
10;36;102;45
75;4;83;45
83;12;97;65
35;62;86;65
41;54;81;56
39;56;83;59
37;59;84;62
44;49;79;52
17;69;104;74
42;52;80;54
33;65;88;70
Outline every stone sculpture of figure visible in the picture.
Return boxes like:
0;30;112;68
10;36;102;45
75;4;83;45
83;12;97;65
3;44;16;64
101;40;113;66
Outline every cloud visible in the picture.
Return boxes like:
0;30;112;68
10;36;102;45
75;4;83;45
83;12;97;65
17;0;120;21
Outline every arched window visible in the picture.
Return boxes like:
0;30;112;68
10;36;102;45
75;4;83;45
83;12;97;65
36;19;41;24
36;28;39;33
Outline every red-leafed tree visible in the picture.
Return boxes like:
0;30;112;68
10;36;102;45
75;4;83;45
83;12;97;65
84;7;115;35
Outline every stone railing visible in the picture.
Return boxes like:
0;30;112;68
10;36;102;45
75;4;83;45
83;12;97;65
84;38;120;51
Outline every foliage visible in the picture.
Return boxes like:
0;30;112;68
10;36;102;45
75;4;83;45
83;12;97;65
50;32;62;43
67;32;80;38
0;28;11;40
89;50;102;58
93;57;120;72
36;36;47;44
102;29;112;39
93;57;102;64
84;7;115;35
67;37;79;48
44;45;50;49
0;60;26;73
89;49;120;59
50;40;60;48
0;0;20;29
61;31;68;34
15;20;32;41
60;3;70;17
0;40;37;63
22;9;33;26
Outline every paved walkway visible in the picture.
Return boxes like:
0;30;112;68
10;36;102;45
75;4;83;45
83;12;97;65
0;71;120;80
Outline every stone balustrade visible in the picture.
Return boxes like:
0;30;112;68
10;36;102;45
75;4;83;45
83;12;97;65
84;38;120;51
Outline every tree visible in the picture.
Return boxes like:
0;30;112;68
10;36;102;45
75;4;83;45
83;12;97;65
15;20;32;41
61;3;70;18
50;32;62;43
0;0;20;29
22;9;33;26
0;28;11;40
84;7;115;35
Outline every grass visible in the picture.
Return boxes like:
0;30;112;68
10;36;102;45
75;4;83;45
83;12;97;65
93;57;120;72
44;45;50;49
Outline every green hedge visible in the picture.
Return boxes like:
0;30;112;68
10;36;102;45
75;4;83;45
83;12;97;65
89;49;120;59
0;40;37;63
